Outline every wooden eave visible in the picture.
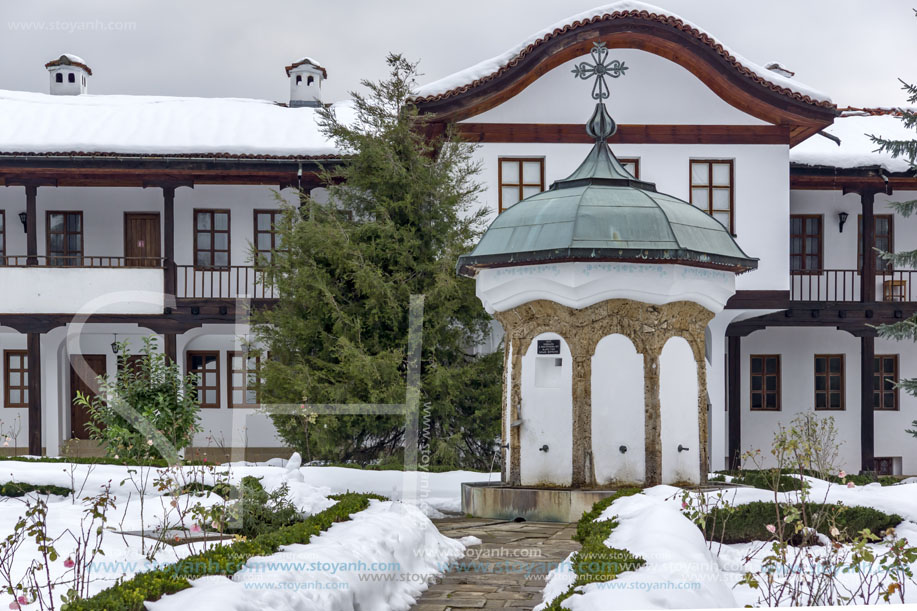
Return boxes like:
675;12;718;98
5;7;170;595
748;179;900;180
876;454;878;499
790;163;917;191
0;154;343;188
414;16;837;146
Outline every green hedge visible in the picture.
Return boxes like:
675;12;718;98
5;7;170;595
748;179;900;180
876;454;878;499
62;492;386;610
0;482;72;497
715;469;904;489
543;488;645;611
703;501;902;544
712;470;805;492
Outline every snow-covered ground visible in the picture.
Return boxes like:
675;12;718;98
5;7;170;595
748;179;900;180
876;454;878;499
147;500;465;611
0;457;492;609
540;477;917;609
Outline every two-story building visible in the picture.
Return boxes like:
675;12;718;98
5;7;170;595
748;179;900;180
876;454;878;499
0;3;915;473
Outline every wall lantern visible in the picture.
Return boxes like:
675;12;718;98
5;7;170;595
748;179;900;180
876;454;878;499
838;211;849;233
18;212;27;233
111;333;120;354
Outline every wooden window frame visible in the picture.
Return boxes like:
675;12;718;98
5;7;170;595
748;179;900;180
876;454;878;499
4;350;28;408
46;211;84;266
0;210;5;261
689;159;735;235
253;209;282;260
749;355;781;411
227;351;261;408
618;157;640;179
857;214;894;273
789;214;823;274
874;354;899;411
814;354;845;411
193;209;231;270
186;351;220;409
497;157;545;213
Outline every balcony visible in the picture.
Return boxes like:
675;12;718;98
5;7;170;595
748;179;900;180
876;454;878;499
0;257;276;314
0;256;165;314
176;265;277;300
790;269;917;302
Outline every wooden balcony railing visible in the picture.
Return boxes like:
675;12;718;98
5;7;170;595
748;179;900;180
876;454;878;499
790;269;917;302
1;255;164;267
176;265;277;300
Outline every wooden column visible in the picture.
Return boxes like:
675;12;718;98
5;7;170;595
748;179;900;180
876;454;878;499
164;333;177;364
25;185;38;266
860;191;876;303
163;186;176;298
27;333;42;455
726;335;742;470
860;334;876;474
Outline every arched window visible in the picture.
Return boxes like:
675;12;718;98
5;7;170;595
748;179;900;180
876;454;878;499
68;73;75;83
55;73;63;83
307;76;314;86
295;75;302;84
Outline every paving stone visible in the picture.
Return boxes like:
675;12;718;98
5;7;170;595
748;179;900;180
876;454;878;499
410;518;580;611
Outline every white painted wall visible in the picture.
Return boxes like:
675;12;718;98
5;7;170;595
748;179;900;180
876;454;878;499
660;336;701;484
477;262;735;314
0;268;163;314
468;141;788;291
467;49;768;126
740;326;917;475
592;333;645;485
519;332;573;486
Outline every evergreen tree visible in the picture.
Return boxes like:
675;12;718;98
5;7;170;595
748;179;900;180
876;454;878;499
869;51;917;439
253;54;503;468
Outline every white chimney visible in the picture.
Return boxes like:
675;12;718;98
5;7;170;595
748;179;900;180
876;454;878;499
46;54;91;95
286;57;326;107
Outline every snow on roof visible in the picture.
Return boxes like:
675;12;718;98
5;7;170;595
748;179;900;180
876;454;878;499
790;112;916;173
285;57;327;78
0;89;350;158
44;54;92;75
413;1;831;107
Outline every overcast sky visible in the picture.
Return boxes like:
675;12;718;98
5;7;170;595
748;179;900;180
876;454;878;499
1;0;915;109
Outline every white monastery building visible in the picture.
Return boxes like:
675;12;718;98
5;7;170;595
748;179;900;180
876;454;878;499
0;2;915;479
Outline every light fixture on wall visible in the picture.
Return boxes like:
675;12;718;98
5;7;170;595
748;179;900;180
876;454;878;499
838;211;849;233
18;212;27;233
111;334;119;354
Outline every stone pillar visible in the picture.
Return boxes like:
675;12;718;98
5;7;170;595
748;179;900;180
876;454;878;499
571;353;594;487
643;349;662;486
508;336;525;486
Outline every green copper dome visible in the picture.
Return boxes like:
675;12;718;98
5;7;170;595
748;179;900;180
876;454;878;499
457;128;757;277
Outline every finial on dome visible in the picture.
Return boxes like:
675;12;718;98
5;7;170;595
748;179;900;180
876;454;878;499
572;42;628;142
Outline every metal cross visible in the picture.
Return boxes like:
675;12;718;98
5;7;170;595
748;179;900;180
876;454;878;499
571;42;628;101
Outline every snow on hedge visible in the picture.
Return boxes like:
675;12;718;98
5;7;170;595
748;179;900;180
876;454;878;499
791;113;915;173
146;500;465;611
0;90;352;157
413;0;830;104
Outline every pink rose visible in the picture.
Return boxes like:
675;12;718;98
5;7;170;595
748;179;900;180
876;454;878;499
838;470;847;479
16;598;27;606
681;501;688;510
9;602;20;610
765;524;776;534
847;481;855;489
63;557;75;568
190;524;202;533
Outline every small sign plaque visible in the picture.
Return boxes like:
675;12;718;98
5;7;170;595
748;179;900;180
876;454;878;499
537;339;561;355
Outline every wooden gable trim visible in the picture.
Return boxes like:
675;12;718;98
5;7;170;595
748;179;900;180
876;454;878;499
456;123;790;145
415;17;836;140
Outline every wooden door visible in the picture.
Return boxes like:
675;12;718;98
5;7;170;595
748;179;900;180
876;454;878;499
124;213;161;267
70;355;107;439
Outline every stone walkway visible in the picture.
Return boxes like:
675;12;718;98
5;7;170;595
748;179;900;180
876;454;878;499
411;518;579;611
